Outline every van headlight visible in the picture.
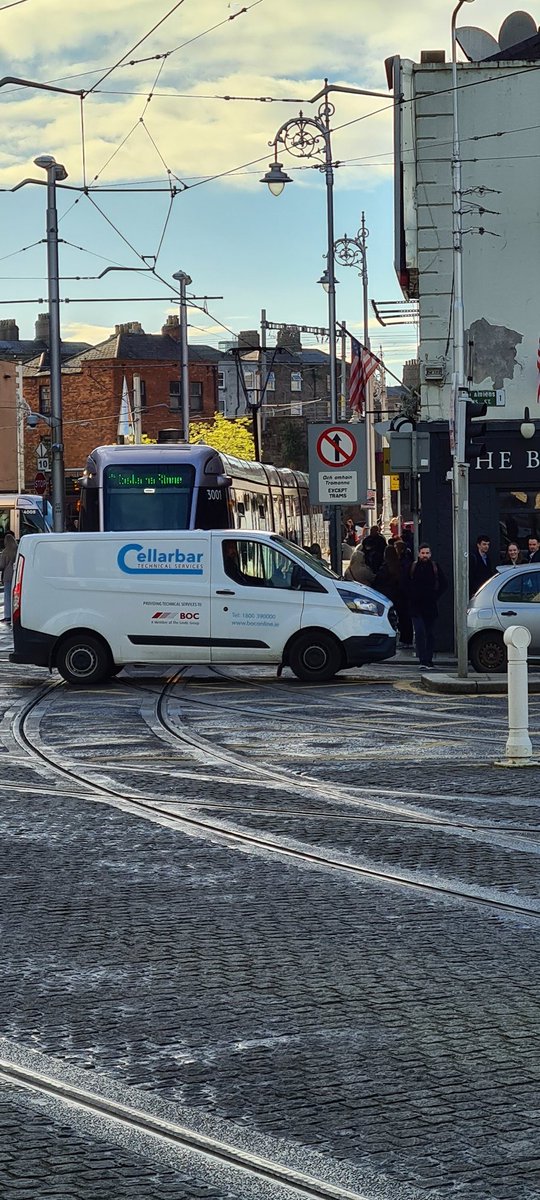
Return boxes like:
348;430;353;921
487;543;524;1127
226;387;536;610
337;588;384;616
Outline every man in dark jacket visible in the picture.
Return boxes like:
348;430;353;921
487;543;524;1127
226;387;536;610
528;536;540;563
469;533;494;597
408;543;447;669
362;525;387;573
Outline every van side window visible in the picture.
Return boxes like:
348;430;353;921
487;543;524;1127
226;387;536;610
222;540;303;590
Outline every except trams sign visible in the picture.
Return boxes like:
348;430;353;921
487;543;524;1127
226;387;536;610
307;423;367;505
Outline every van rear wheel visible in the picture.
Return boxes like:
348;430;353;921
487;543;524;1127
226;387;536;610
56;634;113;686
289;632;342;683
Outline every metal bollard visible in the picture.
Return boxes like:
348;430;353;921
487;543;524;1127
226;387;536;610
498;625;533;766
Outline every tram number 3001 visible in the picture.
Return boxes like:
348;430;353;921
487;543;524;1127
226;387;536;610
206;488;222;501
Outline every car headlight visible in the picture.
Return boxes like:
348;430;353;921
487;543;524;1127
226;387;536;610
337;588;385;616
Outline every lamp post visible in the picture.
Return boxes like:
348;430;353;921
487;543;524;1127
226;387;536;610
33;154;67;532
333;212;377;509
450;0;476;677
172;270;192;442
261;94;341;571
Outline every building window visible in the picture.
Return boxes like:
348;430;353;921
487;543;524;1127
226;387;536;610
291;371;302;392
218;370;225;390
169;380;203;412
190;381;203;412
266;372;275;391
39;384;51;415
139;380;147;409
290;400;303;417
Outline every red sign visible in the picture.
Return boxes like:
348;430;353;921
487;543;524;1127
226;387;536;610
34;471;47;495
316;426;358;469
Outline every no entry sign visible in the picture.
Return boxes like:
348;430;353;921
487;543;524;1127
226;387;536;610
307;423;367;506
316;426;358;468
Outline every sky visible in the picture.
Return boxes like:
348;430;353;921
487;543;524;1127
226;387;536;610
0;0;530;378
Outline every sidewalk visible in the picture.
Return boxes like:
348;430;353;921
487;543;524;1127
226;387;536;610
362;647;540;694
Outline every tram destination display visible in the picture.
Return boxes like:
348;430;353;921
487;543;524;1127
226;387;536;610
104;467;192;489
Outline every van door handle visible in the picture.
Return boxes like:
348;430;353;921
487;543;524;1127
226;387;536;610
216;589;235;595
501;610;517;616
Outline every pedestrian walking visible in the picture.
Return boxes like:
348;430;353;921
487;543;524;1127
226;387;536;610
0;530;17;623
469;533;494;596
344;545;375;586
343;518;356;547
394;538;414;647
408;543;447;670
527;536;540;563
362;524;387;573
374;545;402;608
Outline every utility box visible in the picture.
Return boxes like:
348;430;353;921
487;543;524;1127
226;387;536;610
389;431;430;472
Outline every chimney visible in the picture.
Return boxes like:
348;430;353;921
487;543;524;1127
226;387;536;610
114;321;144;335
238;330;260;351
420;50;446;63
35;312;50;343
0;319;19;342
277;325;302;353
162;314;180;340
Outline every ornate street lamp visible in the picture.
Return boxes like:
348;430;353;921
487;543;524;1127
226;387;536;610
261;93;341;569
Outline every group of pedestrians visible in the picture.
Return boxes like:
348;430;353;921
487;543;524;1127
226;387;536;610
343;522;447;669
469;531;540;596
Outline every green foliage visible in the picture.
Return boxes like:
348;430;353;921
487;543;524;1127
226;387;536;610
189;414;255;460
133;416;256;460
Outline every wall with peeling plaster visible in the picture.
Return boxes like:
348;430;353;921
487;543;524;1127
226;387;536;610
396;58;540;421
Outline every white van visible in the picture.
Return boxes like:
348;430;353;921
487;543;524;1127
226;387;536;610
10;530;397;685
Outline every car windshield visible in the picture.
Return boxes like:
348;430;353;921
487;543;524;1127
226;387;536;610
271;535;339;579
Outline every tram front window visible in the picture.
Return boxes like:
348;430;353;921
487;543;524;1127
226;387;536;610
103;465;195;531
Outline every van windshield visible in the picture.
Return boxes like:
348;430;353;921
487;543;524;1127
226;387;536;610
271;535;339;579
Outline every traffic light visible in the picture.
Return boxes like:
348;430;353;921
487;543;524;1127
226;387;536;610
465;399;487;462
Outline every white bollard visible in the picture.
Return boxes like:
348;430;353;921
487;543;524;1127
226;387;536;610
501;625;533;764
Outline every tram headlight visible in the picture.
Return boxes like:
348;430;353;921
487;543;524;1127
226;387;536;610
337;588;384;616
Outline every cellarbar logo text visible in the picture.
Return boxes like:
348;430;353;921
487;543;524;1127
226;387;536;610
117;543;204;575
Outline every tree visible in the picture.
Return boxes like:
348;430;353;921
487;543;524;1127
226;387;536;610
189;414;255;460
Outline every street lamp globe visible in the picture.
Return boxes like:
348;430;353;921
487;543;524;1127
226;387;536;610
34;154;68;182
521;407;535;440
317;268;338;293
260;161;293;196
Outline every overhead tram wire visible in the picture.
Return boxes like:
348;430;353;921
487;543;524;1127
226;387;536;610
84;0;189;95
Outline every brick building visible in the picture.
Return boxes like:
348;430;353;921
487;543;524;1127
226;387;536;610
22;316;221;486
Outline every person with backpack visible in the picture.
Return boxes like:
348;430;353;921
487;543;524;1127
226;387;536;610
408;542;447;670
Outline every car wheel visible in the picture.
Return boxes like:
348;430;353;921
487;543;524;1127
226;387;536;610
469;630;506;673
56;633;113;686
289;631;342;682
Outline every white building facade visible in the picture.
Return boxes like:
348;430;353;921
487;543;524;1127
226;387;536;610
390;24;540;644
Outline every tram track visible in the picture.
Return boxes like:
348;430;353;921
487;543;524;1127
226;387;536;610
0;1056;371;1200
10;677;540;922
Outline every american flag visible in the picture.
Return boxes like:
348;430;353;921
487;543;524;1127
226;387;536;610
349;337;379;416
537;337;540;403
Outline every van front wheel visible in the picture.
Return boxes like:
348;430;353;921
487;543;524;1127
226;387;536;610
288;632;342;683
56;634;113;686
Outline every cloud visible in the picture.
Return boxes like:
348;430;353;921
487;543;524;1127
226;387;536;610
0;0;516;194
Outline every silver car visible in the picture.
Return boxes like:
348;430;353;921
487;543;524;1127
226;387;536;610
468;565;540;672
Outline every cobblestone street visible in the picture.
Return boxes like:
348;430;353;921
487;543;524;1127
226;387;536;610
1;637;540;1198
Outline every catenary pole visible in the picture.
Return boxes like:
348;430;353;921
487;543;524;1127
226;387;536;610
451;0;475;677
34;155;67;532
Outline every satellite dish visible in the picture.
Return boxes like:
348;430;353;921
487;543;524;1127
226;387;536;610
498;10;538;51
455;26;500;60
